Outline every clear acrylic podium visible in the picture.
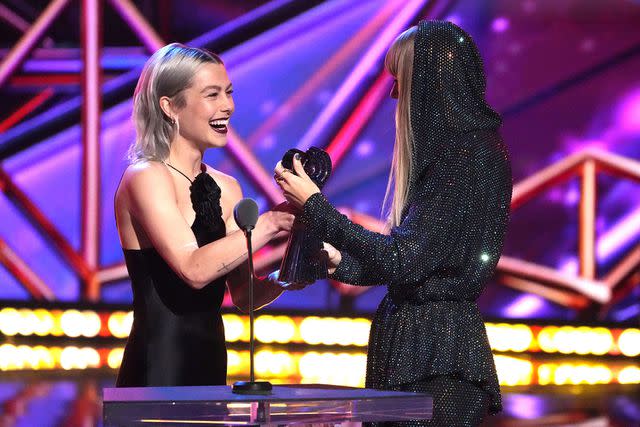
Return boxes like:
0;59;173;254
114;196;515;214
103;384;432;426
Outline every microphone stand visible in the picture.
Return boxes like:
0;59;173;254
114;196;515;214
232;227;272;395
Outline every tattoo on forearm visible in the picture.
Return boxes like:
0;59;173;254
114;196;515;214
218;252;247;273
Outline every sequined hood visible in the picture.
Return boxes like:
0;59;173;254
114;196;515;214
409;20;502;191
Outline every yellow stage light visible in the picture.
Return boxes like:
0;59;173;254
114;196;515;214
299;317;323;345
33;345;55;370
618;329;640;357
298;351;366;387
226;350;249;376
80;311;102;338
493;355;533;386
108;311;133;338
33;309;54;336
222;314;244;342
17;309;37;336
555;326;576;355
298;351;321;378
0;308;21;336
50;310;64;336
60;346;100;370
589;327;614;356
618;366;640;384
351;318;371;347
60;310;84;338
255;350;295;377
255;315;296;344
537;326;559;353
60;346;81;370
486;323;533;353
107;348;124;370
537;363;554;386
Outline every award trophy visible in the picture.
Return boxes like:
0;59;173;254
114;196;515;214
278;147;332;284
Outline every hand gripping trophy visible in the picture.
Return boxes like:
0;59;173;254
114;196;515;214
278;147;332;284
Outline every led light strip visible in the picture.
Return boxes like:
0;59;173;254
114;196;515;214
1;308;639;358
1;344;638;387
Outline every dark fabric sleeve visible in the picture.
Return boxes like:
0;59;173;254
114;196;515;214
328;250;380;286
300;152;473;288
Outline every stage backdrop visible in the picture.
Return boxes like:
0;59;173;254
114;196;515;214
0;0;639;325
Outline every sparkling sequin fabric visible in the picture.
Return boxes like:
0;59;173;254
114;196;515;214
370;375;489;426
299;20;512;416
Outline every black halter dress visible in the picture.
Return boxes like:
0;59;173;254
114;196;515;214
116;167;228;387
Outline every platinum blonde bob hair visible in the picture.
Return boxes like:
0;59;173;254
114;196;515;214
128;43;223;163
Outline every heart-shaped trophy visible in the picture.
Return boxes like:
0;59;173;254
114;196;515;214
278;147;332;284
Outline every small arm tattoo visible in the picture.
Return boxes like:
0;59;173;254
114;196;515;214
218;252;247;273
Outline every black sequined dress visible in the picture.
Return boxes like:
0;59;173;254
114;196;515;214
116;170;228;387
299;21;512;417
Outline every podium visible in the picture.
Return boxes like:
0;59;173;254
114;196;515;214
103;384;432;426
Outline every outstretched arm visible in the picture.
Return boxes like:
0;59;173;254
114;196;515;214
123;162;293;291
276;152;473;288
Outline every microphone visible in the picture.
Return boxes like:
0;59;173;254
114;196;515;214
231;198;272;395
234;198;259;232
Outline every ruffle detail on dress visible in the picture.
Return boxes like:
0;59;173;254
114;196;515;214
190;172;223;232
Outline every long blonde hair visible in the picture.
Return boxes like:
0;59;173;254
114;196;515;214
129;43;223;163
382;27;416;228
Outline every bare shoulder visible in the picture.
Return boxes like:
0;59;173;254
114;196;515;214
204;164;242;197
117;161;175;207
121;161;172;190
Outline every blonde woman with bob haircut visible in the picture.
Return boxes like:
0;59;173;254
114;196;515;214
275;21;512;425
115;43;298;387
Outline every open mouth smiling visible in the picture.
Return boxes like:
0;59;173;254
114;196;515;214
209;118;229;134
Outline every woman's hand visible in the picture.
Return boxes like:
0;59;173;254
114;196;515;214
322;242;342;275
267;270;312;290
271;201;299;215
274;155;320;210
256;209;294;237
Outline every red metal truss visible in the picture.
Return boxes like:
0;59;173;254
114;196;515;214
0;0;71;89
0;168;93;283
0;0;164;301
0;237;55;301
0;88;55;133
80;0;103;302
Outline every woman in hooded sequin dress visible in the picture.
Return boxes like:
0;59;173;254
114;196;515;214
274;21;512;426
114;44;299;387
